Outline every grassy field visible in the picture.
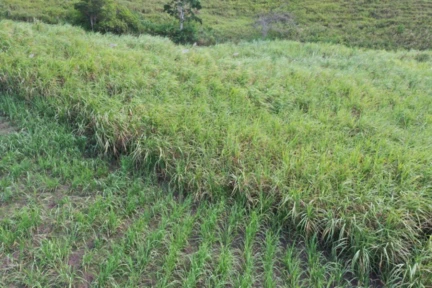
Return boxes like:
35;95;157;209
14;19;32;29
1;21;432;285
1;0;432;49
1;97;376;287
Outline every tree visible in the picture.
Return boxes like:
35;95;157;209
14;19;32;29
74;0;139;34
163;0;202;31
74;0;110;31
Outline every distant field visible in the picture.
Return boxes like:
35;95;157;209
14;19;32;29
1;0;432;49
1;21;431;285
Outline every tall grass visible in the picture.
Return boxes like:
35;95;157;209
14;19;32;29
1;20;432;284
0;96;373;287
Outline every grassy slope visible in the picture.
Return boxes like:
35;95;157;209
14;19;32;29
1;97;369;287
285;0;432;50
1;0;432;49
1;21;432;284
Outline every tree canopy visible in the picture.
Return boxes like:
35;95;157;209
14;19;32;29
74;0;139;34
163;0;202;30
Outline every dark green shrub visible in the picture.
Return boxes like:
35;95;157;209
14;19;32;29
74;0;139;34
98;5;140;34
142;21;198;44
397;24;405;34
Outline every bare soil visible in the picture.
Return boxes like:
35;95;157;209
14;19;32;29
0;116;15;135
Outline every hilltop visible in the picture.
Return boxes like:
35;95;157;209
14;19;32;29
1;0;432;49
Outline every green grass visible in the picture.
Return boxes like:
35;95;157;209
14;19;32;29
1;0;432;49
1;21;432;285
0;96;370;287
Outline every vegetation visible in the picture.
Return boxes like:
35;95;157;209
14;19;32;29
1;0;432;49
1;96;368;287
1;21;432;285
163;0;202;31
74;0;107;31
74;0;140;34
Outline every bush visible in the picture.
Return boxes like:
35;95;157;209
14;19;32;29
142;21;198;44
74;0;140;34
98;5;140;34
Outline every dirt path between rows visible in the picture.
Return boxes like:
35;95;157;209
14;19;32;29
0;115;15;135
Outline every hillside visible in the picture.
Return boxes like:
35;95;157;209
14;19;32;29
1;21;432;285
1;0;432;49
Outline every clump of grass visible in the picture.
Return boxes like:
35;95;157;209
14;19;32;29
1;21;432;285
414;53;430;62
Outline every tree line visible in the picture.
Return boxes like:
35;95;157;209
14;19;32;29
74;0;202;43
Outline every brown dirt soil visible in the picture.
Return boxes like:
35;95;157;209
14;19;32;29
0;116;15;135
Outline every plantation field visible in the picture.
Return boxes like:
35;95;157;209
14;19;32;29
0;97;368;287
1;21;432;285
1;0;432;49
